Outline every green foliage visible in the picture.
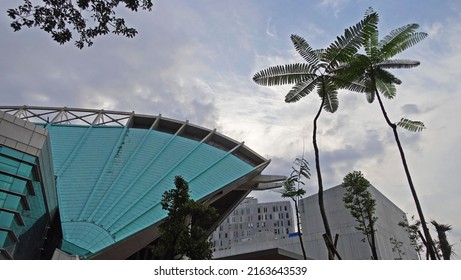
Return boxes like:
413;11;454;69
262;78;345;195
398;215;424;259
252;11;379;110
397;118;426;132
337;7;427;103
389;236;405;260
342;171;379;259
253;10;378;260
154;176;218;260
282;157;310;199
7;0;154;48
342;171;377;235
281;157;310;260
341;8;436;259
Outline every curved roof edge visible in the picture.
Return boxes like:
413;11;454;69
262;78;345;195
0;105;266;167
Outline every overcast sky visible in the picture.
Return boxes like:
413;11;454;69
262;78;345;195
1;0;460;258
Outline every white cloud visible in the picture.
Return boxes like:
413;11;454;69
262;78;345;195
266;17;277;37
319;0;350;17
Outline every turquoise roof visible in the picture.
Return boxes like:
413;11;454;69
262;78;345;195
47;124;256;258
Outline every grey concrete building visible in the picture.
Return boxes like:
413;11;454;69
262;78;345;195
299;184;419;260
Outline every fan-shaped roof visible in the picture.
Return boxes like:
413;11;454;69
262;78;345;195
0;106;274;259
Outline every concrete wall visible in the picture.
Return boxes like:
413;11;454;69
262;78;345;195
299;185;419;260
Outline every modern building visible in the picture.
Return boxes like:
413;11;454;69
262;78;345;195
0;106;284;259
0;110;58;260
299;184;418;260
210;197;305;259
210;185;418;260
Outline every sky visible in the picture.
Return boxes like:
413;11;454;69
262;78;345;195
1;0;460;259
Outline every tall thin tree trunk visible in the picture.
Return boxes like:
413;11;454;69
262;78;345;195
374;90;436;260
293;198;307;259
367;209;379;260
313;98;334;259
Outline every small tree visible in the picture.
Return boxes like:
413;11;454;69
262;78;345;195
342;171;379;260
398;215;424;259
281;157;310;260
390;236;405;260
153;176;218;260
7;0;154;48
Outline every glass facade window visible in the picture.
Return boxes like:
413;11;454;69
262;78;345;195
0;146;54;259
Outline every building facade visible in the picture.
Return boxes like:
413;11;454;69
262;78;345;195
210;197;302;259
1;106;283;259
299;184;418;260
0;110;58;259
210;185;418;260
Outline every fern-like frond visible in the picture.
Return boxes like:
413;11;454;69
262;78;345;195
365;89;375;103
379;23;419;49
376;79;396;99
330;73;367;93
285;76;319;103
377;59;420;69
397;118;426;132
363;7;380;58
331;55;370;91
374;68;402;85
318;78;339;112
387;32;428;59
379;24;427;60
252;63;317;86
291;34;320;66
323;11;379;69
324;90;339;113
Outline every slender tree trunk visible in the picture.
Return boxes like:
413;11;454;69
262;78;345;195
367;210;379;260
293;198;307;259
313;98;334;259
374;90;437;260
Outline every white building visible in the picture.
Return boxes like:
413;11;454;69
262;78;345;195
210;197;304;259
299;184;419;260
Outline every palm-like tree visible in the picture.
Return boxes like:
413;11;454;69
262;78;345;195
253;12;378;259
339;8;437;259
431;220;454;260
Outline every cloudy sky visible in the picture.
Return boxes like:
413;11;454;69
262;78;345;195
1;0;460;258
